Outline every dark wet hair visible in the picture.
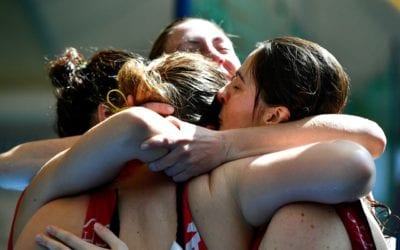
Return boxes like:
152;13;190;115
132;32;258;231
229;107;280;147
250;36;349;120
49;47;142;137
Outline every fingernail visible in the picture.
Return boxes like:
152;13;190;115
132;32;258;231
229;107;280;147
167;106;175;113
46;225;55;234
35;235;44;244
94;222;102;230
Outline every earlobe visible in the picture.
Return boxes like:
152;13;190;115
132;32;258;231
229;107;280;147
263;106;290;124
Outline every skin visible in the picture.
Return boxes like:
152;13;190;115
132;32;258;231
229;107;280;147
217;50;287;130
163;19;241;80
0;18;241;191
0;19;386;189
12;50;386;249
14;107;377;250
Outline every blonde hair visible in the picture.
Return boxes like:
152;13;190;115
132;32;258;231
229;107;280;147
107;52;226;124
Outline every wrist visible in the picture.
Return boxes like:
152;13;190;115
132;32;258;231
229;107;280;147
218;130;233;163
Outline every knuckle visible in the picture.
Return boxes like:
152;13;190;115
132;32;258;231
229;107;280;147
62;234;73;243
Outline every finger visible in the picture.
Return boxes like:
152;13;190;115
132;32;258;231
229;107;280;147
46;225;99;249
148;146;190;171
35;234;71;250
94;223;128;250
142;102;174;115
164;163;187;177
171;163;201;182
141;134;179;150
172;171;192;182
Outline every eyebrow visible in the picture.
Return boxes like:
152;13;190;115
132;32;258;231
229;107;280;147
237;71;245;83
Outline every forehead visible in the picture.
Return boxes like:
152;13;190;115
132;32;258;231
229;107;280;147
170;20;230;41
240;50;257;75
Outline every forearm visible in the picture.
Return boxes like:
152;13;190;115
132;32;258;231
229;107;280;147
12;108;176;241
238;140;375;226
0;136;79;190
223;114;386;162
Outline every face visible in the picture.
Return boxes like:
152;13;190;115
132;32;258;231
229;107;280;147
164;19;241;79
217;51;268;130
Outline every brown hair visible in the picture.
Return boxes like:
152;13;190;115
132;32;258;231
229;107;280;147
49;48;142;137
250;37;349;120
114;52;227;125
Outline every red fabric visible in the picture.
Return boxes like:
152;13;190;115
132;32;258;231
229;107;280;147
250;201;376;250
81;188;117;247
335;200;376;250
251;225;267;250
7;189;26;250
182;183;208;250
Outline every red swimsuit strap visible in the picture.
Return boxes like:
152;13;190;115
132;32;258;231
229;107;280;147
335;200;376;250
82;188;118;248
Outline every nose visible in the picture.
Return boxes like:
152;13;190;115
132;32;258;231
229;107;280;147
202;43;224;65
208;52;224;65
217;86;227;104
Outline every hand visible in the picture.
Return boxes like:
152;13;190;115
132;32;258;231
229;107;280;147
141;116;228;182
35;223;128;250
141;102;175;116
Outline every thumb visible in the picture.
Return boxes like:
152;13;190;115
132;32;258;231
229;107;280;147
142;102;174;116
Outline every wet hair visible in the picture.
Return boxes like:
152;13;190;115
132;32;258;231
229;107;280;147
49;47;142;137
250;36;349;121
149;17;228;60
112;52;227;125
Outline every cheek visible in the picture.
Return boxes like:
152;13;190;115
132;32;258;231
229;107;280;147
226;101;254;125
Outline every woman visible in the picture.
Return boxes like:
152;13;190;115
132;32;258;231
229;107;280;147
0;17;239;189
12;37;387;249
149;17;241;80
0;18;386;190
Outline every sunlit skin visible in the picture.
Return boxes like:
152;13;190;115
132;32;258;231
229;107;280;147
218;51;273;130
164;19;241;79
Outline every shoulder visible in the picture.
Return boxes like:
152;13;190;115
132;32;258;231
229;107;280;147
261;202;352;249
14;195;89;249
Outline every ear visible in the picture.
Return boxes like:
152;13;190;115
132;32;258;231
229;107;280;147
262;106;290;124
97;103;112;122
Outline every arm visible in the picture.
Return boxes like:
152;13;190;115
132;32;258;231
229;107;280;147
36;224;128;250
12;107;178;243
36;224;182;250
0;136;79;190
235;140;375;226
143;114;386;181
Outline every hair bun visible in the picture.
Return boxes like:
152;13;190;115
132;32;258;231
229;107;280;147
48;47;86;89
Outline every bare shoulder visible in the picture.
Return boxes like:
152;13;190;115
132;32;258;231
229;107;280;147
260;202;352;250
14;195;89;250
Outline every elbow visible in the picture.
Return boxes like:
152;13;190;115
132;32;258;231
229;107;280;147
367;122;387;159
337;140;376;200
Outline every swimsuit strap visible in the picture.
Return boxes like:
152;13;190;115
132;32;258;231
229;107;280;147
176;183;184;247
82;188;119;247
335;200;376;250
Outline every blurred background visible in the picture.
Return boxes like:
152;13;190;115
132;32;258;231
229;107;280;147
0;0;399;247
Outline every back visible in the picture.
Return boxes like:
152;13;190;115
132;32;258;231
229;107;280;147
14;162;177;250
